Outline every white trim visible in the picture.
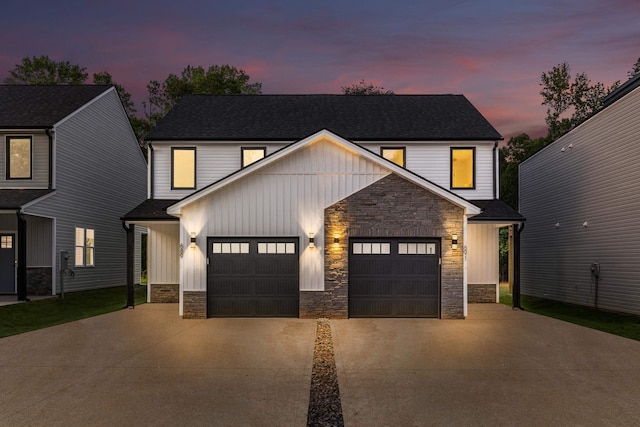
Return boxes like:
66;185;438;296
167;129;481;216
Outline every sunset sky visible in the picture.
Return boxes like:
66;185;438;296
2;0;638;139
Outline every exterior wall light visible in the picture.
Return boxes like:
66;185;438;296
452;233;458;250
190;232;197;248
308;233;315;248
333;233;340;244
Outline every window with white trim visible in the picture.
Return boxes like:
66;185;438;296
75;227;95;267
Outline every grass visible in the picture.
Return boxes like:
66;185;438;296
0;285;146;339
499;285;640;342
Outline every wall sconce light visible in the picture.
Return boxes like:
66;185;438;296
308;233;315;248
452;234;458;250
333;233;340;244
190;232;197;248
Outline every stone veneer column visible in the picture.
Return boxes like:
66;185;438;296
183;291;206;319
305;174;466;319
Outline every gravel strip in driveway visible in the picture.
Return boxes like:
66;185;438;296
307;318;344;427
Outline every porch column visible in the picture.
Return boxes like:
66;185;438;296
16;212;27;301
123;222;135;308
512;223;524;310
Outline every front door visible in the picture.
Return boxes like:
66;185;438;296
0;234;16;293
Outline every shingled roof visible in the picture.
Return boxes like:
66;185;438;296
146;94;502;141
0;85;111;128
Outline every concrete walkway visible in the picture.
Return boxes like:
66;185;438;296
1;303;640;426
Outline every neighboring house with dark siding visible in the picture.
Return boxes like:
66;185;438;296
519;74;640;315
0;85;147;300
123;94;523;319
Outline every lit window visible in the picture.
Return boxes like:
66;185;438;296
451;148;475;189
6;136;32;179
1;235;13;249
242;147;266;168
381;147;405;167
172;147;196;189
75;227;95;267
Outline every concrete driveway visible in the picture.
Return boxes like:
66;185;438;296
1;303;640;426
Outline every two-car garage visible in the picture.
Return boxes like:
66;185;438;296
207;236;440;318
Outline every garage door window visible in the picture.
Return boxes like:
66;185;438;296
258;242;296;254
352;242;391;255
398;242;436;255
212;242;250;254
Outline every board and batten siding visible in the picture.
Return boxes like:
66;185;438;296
361;141;496;200
179;137;391;293
0;131;49;189
26;215;53;267
24;88;147;293
466;223;499;286
147;224;179;285
152;142;290;199
519;83;640;315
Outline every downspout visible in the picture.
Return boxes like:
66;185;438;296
122;221;135;308
16;210;28;301
493;140;498;200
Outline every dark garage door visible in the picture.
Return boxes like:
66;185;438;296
349;239;440;317
208;237;299;317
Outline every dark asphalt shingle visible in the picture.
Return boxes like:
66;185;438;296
0;189;55;209
121;199;180;221
0;85;111;128
470;199;525;221
146;94;502;141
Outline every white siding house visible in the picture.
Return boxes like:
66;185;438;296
519;74;640;315
124;95;522;319
0;85;147;299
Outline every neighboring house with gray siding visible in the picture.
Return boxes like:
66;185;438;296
123;95;523;319
519;74;640;315
0;85;147;300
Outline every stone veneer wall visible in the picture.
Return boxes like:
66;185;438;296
468;283;497;303
27;267;52;295
150;283;179;303
183;291;206;319
302;174;465;319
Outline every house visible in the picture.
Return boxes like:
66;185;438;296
519;74;640;315
0;85;147;300
123;94;523;319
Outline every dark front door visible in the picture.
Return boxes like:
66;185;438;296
0;234;16;294
207;237;299;317
349;238;440;317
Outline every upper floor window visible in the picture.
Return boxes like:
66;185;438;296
381;147;405;167
172;147;196;189
6;136;32;180
242;147;266;168
451;147;475;189
75;227;95;267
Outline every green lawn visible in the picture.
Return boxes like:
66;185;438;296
499;285;640;341
0;285;146;339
